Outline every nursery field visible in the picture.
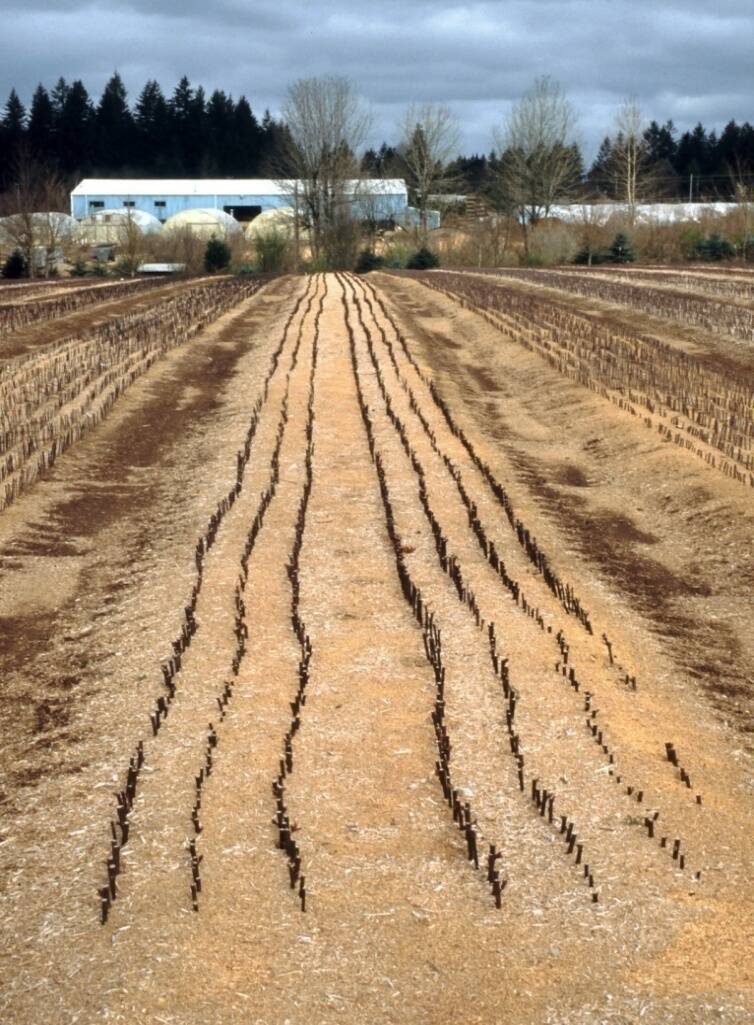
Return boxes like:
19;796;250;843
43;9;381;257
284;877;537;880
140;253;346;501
0;268;752;1025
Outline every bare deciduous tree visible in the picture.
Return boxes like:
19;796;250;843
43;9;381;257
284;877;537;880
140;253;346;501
572;202;610;265
493;77;581;258
0;148;72;276
153;225;204;275
281;75;371;267
400;104;459;239
728;160;754;260
608;100;655;222
116;209;145;275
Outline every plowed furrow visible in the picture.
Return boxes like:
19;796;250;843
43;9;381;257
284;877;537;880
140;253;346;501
358;274;724;869
96;276;317;922
343;273;593;906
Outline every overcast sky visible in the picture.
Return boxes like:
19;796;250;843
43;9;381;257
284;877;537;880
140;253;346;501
1;0;752;159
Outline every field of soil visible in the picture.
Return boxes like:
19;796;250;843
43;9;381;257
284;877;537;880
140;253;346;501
0;268;752;1024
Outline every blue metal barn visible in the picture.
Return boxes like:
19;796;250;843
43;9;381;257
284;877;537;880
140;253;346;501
71;179;410;224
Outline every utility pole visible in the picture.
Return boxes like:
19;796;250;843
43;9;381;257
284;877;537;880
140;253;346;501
688;173;693;203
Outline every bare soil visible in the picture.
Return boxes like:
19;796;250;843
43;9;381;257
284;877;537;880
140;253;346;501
0;272;752;1025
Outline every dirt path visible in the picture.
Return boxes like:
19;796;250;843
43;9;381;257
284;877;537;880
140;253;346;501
0;272;752;1025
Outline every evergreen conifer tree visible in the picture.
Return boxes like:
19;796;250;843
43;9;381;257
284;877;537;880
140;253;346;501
231;97;262;175
2;249;28;278
96;72;134;173
587;136;614;195
3;89;27;137
0;89;27;185
695;233;735;260
28;85;55;159
608;232;635;263
169;76;195;174
57;80;95;174
134;80;169;174
204;235;231;273
205;90;235;174
188;86;208;175
406;246;440;269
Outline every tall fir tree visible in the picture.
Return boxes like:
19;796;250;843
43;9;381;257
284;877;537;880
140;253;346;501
28;85;55;159
187;85;207;175
676;123;712;193
3;88;27;136
95;72;134;173
0;90;27;186
643;120;677;164
134;80;170;174
587;136;614;195
51;78;71;118
642;120;678;196
169;76;195;175
446;153;487;192
205;89;236;174
260;109;294;175
231;96;262;175
56;80;95;175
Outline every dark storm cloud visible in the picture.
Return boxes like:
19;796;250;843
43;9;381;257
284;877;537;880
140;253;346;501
1;0;752;156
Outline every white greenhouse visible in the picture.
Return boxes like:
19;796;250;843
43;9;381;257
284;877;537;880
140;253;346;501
244;207;296;238
163;208;243;238
78;208;163;245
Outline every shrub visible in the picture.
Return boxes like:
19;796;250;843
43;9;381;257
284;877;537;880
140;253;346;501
355;249;384;273
301;255;329;273
528;222;578;266
204;235;231;273
573;247;608;265
114;257;138;277
381;240;412;269
71;257;88;276
692;233;735;261
406;246;440;270
321;215;361;271
254;228;290;273
1;249;27;279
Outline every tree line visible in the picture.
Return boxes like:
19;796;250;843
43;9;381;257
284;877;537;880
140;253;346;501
0;73;293;188
366;122;754;203
1;71;752;202
365;124;754;203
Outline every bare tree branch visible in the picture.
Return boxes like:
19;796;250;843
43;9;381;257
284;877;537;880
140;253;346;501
0;147;73;277
493;77;581;257
280;75;371;266
399;104;459;239
608;99;656;221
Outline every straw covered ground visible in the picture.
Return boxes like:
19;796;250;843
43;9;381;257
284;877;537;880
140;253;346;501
0;269;752;1024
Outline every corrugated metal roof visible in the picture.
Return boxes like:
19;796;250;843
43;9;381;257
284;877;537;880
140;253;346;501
72;178;407;196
